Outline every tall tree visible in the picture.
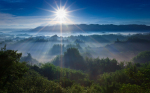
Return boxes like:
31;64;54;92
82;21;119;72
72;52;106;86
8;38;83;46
0;45;28;92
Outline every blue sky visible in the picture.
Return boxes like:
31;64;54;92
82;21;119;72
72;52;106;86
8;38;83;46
0;0;150;28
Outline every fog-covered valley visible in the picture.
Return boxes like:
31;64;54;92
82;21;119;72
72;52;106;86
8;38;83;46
1;30;150;63
2;0;150;92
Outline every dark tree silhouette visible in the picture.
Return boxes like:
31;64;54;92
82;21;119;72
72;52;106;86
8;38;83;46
0;45;28;92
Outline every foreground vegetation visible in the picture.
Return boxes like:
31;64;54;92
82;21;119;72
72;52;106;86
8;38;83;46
0;45;150;93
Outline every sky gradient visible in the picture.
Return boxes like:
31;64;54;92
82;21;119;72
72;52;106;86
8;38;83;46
0;0;150;28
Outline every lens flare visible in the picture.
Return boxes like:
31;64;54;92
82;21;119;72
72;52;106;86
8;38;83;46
39;0;85;24
56;9;67;19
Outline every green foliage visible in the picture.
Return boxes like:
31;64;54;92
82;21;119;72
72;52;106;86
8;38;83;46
0;45;28;92
125;65;150;86
52;48;86;70
7;70;66;93
64;48;85;70
97;70;127;93
132;51;150;63
66;84;85;93
52;48;122;79
20;53;39;65
49;44;82;55
51;55;63;66
31;63;88;82
114;84;144;93
55;77;75;88
115;64;150;93
86;84;102;93
85;57;121;79
1;45;150;93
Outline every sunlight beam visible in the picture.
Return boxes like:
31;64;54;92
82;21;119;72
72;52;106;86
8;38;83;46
45;1;58;11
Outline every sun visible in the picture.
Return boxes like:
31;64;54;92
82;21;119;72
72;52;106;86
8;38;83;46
56;9;67;19
40;1;84;24
54;8;68;23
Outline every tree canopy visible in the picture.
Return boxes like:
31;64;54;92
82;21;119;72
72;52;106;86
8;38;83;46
0;45;28;92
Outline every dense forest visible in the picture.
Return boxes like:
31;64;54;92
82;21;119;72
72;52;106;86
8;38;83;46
1;44;150;93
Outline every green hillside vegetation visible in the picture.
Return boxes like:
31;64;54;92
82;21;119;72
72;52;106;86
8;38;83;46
48;44;82;55
129;33;150;40
132;51;150;63
115;37;150;43
20;53;39;65
52;48;121;79
1;45;150;93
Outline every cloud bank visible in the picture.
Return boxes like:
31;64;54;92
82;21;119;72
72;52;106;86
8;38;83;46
0;12;63;28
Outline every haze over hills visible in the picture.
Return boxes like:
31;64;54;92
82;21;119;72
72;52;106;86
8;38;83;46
30;24;150;32
2;0;150;92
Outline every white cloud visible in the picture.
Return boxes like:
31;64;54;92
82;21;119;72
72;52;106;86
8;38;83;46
0;12;61;28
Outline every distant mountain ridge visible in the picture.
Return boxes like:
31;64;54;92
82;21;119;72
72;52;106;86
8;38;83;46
30;24;150;32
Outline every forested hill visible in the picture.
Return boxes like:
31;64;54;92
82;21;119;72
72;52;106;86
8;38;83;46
1;46;150;93
30;24;150;32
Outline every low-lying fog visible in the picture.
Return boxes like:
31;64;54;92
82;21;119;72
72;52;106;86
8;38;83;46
0;30;150;62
